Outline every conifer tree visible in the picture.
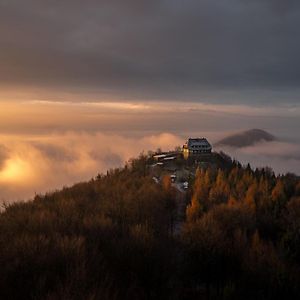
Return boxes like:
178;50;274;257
186;194;202;222
258;175;271;209
271;179;287;216
186;169;205;221
244;181;258;211
271;180;286;203
209;169;230;204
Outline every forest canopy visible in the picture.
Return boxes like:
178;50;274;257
0;153;300;299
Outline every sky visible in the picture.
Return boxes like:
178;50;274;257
0;0;300;202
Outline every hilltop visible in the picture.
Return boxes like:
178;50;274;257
216;129;276;148
0;151;300;299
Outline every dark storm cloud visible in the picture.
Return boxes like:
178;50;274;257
1;0;300;102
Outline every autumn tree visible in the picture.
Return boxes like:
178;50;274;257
186;168;205;222
271;179;287;216
208;169;230;205
186;194;202;223
244;180;258;211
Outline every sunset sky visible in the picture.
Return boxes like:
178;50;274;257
0;0;300;202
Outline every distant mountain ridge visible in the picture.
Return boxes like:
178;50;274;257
215;129;276;148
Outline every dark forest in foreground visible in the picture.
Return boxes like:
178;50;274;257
1;154;300;300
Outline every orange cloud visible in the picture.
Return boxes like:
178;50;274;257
0;131;184;203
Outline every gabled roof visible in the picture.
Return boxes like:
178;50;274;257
187;138;211;148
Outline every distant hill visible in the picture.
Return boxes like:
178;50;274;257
215;129;276;148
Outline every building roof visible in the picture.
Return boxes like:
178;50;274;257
153;154;167;159
163;156;176;161
187;138;211;148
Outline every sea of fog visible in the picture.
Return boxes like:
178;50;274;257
0;100;299;203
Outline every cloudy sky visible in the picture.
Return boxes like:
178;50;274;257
0;0;300;201
1;0;300;102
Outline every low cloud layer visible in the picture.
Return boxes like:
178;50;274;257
1;101;299;137
0;100;299;203
0;132;183;202
0;145;9;170
215;141;300;175
0;131;300;204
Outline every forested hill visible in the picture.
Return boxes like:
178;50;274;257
1;154;300;300
216;128;276;148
